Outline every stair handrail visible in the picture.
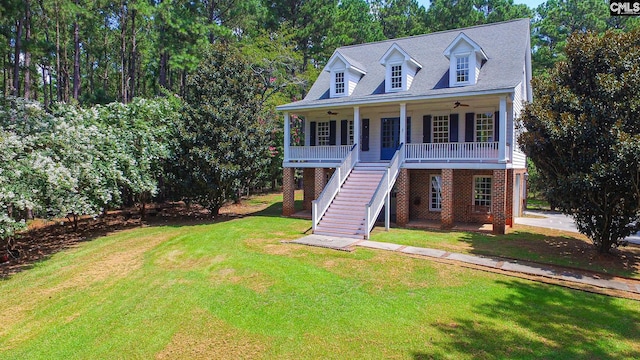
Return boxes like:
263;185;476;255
364;143;405;239
312;144;358;231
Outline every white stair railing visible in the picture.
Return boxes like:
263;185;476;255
312;144;358;231
364;143;405;239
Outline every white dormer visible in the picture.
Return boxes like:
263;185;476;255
443;33;488;87
325;51;366;98
379;43;422;93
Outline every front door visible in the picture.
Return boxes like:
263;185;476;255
380;117;400;160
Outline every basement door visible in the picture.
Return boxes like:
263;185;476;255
380;117;400;160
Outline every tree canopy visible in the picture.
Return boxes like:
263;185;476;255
173;44;274;216
519;29;640;253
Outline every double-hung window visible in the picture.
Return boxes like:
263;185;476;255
430;175;442;211
474;176;492;207
432;115;449;143
475;113;494;142
391;65;402;89
335;72;345;95
317;121;330;146
456;56;470;83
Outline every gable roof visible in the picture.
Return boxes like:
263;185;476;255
379;43;422;69
278;18;530;111
325;51;367;75
443;32;488;60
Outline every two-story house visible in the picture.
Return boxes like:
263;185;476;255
277;19;532;239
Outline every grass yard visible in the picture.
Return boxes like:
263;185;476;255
0;193;639;359
371;225;640;280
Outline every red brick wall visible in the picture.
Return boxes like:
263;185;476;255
408;170;441;221
303;168;315;210
492;169;507;234
396;169;409;226
453;169;494;224
282;167;295;216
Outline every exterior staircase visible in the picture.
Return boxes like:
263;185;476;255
314;162;387;239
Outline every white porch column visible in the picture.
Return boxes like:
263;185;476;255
499;96;508;162
284;112;290;162
399;103;407;146
354;106;361;161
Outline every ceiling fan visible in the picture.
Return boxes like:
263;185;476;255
453;101;469;108
327;111;338;115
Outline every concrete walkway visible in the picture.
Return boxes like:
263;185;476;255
515;210;640;245
290;234;640;296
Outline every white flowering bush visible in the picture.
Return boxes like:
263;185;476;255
0;94;181;237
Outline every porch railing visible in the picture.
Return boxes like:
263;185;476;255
364;143;404;239
405;142;501;161
312;144;358;231
289;145;352;162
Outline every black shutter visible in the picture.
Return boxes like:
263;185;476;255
465;113;474;142
362;118;370;151
340;120;348;145
406;117;412;143
422;115;431;143
494;111;499;142
329;120;336;145
449;114;459;142
310;121;316;146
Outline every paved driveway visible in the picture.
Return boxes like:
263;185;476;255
515;210;640;245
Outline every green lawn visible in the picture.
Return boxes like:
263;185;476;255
0;194;638;359
371;225;640;279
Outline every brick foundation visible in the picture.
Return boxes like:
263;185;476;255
282;167;295;216
441;169;454;228
303;168;315;210
314;168;327;199
396;169;409;226
492;169;507;234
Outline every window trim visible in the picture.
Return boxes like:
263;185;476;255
475;112;494;143
455;54;470;84
335;71;345;95
317;121;330;146
430;174;442;212
432;114;450;143
473;175;492;207
390;64;403;90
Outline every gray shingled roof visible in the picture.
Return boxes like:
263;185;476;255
278;19;530;111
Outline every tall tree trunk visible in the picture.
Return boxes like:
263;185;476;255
24;1;32;99
73;0;80;101
55;5;61;101
159;52;168;90
13;17;23;97
129;8;136;101
41;65;49;107
120;1;127;103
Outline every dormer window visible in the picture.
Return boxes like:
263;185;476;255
444;33;488;87
391;65;402;89
456;56;469;83
380;43;421;93
325;51;366;98
335;72;345;94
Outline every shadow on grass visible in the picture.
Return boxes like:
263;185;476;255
457;230;640;279
413;279;640;359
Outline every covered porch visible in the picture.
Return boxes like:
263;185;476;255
282;95;513;167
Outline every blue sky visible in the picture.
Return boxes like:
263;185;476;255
416;0;547;10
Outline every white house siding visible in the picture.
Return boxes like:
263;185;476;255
511;82;527;169
347;71;359;96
